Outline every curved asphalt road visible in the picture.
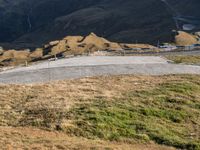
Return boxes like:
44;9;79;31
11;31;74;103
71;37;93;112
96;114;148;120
1;56;200;84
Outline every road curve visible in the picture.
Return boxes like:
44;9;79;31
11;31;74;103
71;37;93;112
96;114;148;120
0;56;200;84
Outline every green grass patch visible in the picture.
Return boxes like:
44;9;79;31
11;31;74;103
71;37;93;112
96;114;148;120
67;78;200;149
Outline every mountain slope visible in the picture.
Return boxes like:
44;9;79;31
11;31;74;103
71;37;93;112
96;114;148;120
0;33;156;66
0;0;199;48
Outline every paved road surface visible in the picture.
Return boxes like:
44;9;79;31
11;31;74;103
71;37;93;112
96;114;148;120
1;56;200;84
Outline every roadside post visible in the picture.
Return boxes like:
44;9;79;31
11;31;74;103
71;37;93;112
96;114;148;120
48;60;51;82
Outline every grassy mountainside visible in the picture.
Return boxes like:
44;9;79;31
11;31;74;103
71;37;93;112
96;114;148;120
169;0;200;17
0;0;176;48
1;0;200;49
0;75;200;149
0;0;99;43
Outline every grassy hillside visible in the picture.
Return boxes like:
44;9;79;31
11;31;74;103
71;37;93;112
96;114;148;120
0;0;175;48
0;75;200;149
0;33;155;67
169;0;200;17
0;0;200;48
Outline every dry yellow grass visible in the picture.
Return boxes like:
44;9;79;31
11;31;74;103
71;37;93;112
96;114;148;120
120;43;156;49
0;33;157;67
0;75;181;150
0;75;200;150
175;31;198;46
0;50;30;66
0;127;174;150
29;48;43;59
0;75;155;112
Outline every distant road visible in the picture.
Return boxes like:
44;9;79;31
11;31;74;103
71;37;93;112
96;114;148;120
121;49;200;56
1;56;200;84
